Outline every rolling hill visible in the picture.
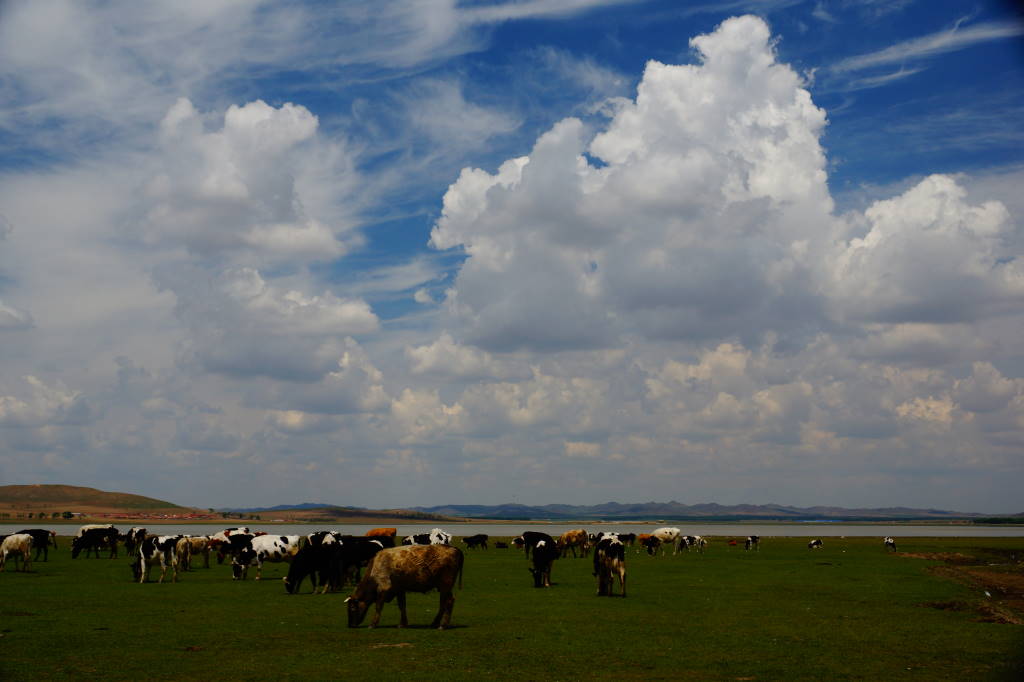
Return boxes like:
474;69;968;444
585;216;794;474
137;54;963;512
0;484;189;516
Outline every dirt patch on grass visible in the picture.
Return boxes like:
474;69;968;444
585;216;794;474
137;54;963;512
906;550;1024;624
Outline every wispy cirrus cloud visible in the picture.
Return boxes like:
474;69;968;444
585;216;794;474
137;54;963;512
831;19;1024;73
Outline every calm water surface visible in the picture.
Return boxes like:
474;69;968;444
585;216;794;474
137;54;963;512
4;522;1023;538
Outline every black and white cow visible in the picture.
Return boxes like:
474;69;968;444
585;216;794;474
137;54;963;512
808;539;823;550
527;533;559;588
132;535;181;583
592;535;626;597
520;531;556;559
231;535;301;580
16;529;57;561
745;535;760;551
402;528;452;546
640;535;662;555
884;537;897;552
122;527;147;556
463;534;489;550
72;526;119;559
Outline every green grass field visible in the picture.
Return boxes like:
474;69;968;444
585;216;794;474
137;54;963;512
1;536;1022;681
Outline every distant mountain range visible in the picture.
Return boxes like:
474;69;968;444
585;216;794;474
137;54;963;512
408;501;1021;521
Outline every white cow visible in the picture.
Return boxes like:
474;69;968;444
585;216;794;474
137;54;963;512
0;533;33;572
652;527;683;555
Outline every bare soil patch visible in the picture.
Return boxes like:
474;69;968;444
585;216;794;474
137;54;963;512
903;550;1024;624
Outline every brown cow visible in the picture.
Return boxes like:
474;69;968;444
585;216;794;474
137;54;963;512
346;544;464;629
365;527;397;547
557;529;590;558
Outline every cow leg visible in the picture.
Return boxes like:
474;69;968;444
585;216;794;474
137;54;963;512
396;592;408;628
369;598;387;629
432;590;455;629
619;568;627;598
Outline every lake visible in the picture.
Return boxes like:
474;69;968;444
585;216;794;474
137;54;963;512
4;521;1024;538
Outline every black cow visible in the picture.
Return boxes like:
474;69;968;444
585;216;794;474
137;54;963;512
808;539;823;550
284;534;385;594
618;533;636;548
745;535;760;551
72;527;119;559
16;529;57;561
527;533;559;588
463;534;489;550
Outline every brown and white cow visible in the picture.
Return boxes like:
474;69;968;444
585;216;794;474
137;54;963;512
0;533;33;572
346;544;464;629
557;529;590;558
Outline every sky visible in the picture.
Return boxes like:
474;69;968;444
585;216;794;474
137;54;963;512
1;1;1023;513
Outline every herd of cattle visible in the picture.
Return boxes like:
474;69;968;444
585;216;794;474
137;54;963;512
0;524;898;628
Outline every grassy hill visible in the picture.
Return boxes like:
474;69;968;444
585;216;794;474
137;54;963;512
0;484;187;517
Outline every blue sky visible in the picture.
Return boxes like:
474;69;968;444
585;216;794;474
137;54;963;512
1;0;1022;513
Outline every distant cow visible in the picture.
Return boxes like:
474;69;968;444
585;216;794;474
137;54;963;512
558;529;590;558
16;529;57;561
520;531;555;559
745;536;759;551
463;534;489;550
640;534;662;556
652;527;682;554
0;533;33;572
808;539;823;550
495;541;509;549
72;526;119;559
132;535;180;583
346;544;464;629
122;527;147;555
285;534;385;594
884;537;897;552
618;533;636;548
528;534;559;588
402;528;452;546
365;528;397;547
592;536;626;597
180;536;211;569
232;535;301;580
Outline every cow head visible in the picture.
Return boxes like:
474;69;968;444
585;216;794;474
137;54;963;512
345;595;372;627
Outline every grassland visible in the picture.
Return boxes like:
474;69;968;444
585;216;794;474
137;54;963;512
1;535;1022;681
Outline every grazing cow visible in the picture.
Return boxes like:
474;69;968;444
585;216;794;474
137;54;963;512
72;526;119;559
284;535;384;594
592;536;627;597
463;534;489;550
495;541;509;549
76;523;114;537
557;529;590;558
0;533;33;572
402;528;452;546
528;534;559;588
745;536;760;551
652;527;683;554
346;544;464;629
180;536;211;569
692;535;707;553
618;533;636;548
122;527;147;556
808;539;823;550
208;527;255;564
640;535;662;555
132;535;180;583
520;531;556;559
635;533;654;554
365;528;397;547
884;537;897;552
232;535;301;580
16;529;57;561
